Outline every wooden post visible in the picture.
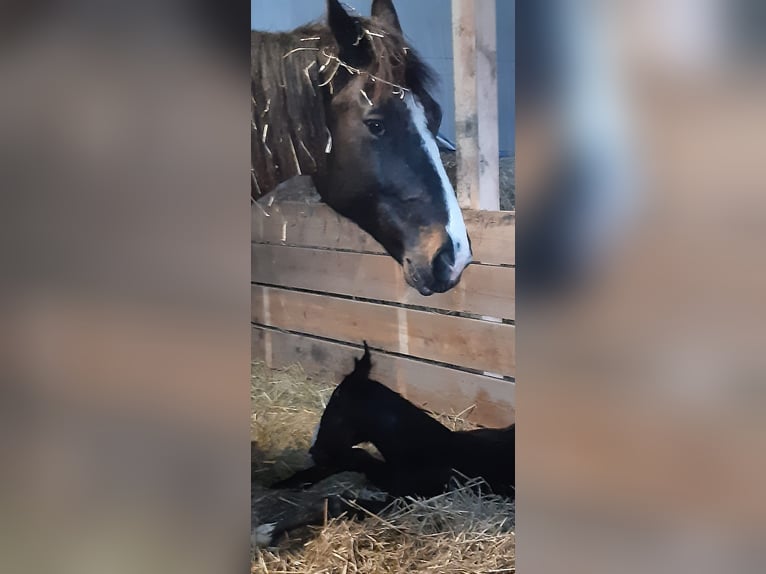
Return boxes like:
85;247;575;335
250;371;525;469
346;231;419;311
451;0;500;211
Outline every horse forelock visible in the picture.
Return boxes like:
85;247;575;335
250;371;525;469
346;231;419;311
343;20;436;104
291;18;435;102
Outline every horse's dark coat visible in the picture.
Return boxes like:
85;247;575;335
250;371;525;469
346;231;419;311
275;342;515;498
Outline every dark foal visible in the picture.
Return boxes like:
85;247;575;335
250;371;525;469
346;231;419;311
275;343;514;498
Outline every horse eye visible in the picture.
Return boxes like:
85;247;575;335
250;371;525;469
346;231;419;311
364;119;385;137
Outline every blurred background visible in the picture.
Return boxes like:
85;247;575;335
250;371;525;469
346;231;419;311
0;0;765;573
0;1;250;573
517;1;766;573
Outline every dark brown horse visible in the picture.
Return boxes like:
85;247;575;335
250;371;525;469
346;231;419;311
252;0;472;295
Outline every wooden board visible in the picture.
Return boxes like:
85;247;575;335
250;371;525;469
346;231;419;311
253;326;515;428
252;285;515;376
252;202;515;266
252;243;515;319
452;0;500;211
463;208;515;266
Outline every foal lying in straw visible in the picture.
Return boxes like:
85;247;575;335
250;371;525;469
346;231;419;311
274;342;515;498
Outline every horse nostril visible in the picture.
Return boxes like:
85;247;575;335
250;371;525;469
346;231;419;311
432;241;456;284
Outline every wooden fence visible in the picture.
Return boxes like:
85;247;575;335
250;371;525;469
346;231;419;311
251;200;515;428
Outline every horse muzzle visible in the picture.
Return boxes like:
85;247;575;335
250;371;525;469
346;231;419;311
403;240;470;295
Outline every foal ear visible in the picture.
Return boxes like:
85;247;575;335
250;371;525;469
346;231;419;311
352;341;373;377
327;0;372;68
371;0;402;34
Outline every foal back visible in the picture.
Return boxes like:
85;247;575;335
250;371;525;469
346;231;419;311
448;425;515;495
355;381;454;466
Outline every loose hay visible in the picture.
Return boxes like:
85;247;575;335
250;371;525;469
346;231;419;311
252;361;515;574
251;361;335;484
255;478;515;574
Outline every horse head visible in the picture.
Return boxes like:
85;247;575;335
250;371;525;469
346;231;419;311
318;0;472;295
252;0;473;295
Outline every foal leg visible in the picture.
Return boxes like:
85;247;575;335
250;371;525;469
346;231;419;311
259;491;392;547
338;449;453;497
268;464;338;489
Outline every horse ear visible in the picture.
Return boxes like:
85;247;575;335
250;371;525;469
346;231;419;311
327;0;371;68
361;341;372;371
352;341;373;377
371;0;402;34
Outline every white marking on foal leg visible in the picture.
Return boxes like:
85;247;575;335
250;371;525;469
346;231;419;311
404;94;472;282
309;422;320;464
252;523;277;547
310;422;320;448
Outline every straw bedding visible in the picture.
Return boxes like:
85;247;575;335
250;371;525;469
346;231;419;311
251;361;515;574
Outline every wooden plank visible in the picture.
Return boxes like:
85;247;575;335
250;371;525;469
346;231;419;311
452;0;479;209
462;208;514;266
517;370;766;528
252;326;514;428
252;201;384;252
252;285;515;376
252;244;515;319
452;0;500;211
252;202;514;266
474;0;500;211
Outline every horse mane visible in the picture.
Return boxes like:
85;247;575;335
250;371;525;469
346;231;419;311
251;16;437;199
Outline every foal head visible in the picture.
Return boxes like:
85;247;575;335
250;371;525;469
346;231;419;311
309;342;374;466
309;341;448;466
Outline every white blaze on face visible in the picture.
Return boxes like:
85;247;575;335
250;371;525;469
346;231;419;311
404;94;472;283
